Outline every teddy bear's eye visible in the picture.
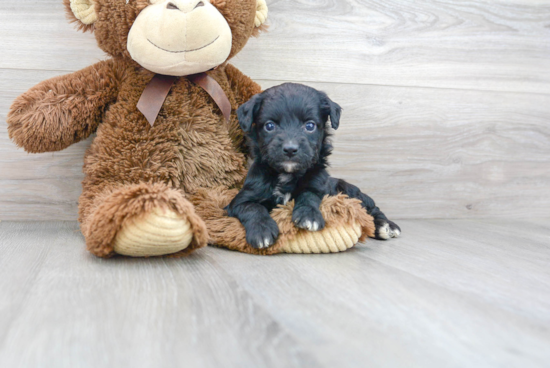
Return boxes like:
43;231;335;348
264;122;276;132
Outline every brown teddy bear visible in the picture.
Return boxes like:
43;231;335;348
7;0;375;258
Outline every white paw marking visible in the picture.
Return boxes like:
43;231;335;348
305;220;312;230
311;221;319;231
390;227;401;238
378;223;391;240
264;238;272;247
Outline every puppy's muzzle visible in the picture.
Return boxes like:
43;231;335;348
283;142;299;158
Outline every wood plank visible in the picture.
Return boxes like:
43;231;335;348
2;70;549;220
1;219;549;367
0;222;318;368
208;220;550;367
1;0;550;93
0;222;56;350
236;0;550;94
358;219;550;323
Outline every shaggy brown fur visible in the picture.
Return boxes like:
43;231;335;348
8;0;262;258
7;60;123;153
83;182;208;257
191;189;374;255
7;0;373;257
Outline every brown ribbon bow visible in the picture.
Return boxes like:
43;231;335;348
137;72;232;127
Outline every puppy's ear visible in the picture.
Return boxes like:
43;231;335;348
328;99;342;130
320;93;342;130
237;94;263;133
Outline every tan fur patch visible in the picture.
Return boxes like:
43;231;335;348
191;188;375;255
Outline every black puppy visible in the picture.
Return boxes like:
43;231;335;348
227;83;400;249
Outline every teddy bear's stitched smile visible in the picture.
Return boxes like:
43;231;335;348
147;36;220;53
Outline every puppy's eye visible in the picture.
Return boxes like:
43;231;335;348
264;122;276;132
305;121;316;132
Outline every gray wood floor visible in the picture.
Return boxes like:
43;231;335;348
1;219;549;368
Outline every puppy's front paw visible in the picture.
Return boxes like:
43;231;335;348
374;219;401;240
244;218;280;249
292;206;325;232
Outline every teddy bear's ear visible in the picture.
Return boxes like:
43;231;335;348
64;0;97;32
255;0;268;27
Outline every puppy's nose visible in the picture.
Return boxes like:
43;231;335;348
283;143;299;157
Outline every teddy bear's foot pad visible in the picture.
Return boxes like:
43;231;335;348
281;223;361;254
113;207;194;257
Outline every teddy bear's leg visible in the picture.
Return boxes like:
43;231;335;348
190;189;375;255
79;182;208;258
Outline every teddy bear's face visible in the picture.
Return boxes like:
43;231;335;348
65;0;267;75
127;0;233;76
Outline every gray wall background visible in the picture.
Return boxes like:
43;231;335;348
1;0;549;220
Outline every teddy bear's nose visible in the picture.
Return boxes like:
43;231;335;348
166;0;205;13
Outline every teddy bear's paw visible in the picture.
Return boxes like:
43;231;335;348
281;222;362;254
113;207;194;257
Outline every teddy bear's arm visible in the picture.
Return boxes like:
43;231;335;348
7;59;122;153
225;64;262;107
